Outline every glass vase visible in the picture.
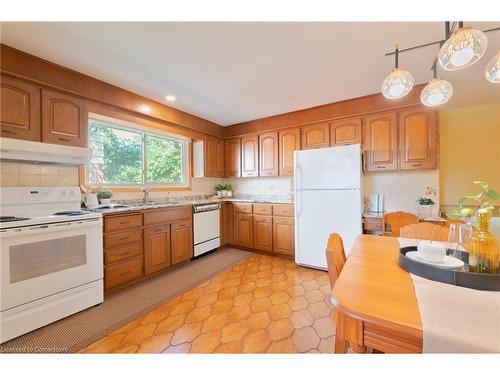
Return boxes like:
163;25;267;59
469;210;500;273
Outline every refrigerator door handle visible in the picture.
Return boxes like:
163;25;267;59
295;166;300;191
296;193;301;216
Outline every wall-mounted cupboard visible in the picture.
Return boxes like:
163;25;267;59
0;75;87;147
224;106;437;178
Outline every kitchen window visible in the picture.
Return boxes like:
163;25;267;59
87;116;189;187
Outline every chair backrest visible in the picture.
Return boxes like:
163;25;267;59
382;211;419;237
400;222;450;241
325;233;347;289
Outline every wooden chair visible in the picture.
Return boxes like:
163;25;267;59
400;222;450;241
382;211;419;237
325;233;347;289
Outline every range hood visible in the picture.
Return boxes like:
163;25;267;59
0;137;92;166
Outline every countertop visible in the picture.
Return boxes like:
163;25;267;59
363;211;446;222
86;197;293;215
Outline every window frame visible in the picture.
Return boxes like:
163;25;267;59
85;113;191;190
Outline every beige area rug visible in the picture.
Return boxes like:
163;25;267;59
0;248;251;354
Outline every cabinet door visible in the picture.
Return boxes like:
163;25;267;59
253;215;273;252
259;131;279;177
224;138;241;177
279;128;300;176
364;112;398;172
171;220;193;265
236;214;253;248
0;76;41;141
215;138;225;177
220;202;234;246
241;135;259;177
399;108;437;170
204;136;216;177
144;224;171;274
41;89;87;147
301;122;330;149
273;217;295;256
331;117;362;146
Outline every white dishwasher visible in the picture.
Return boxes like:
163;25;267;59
193;203;220;257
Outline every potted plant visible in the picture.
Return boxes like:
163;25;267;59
97;190;113;204
224;184;233;197
215;183;225;198
416;197;435;218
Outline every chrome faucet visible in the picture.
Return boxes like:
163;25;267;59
142;186;151;205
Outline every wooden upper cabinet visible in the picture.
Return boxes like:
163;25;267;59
215;138;225;177
331;117;362;146
144;224;171;275
301;122;330;149
41;89;87;147
204;136;216;177
279;128;300;176
259;131;279;177
171;219;193;265
399;108;437;170
0;76;41;141
364;112;398;172
241;135;259;177
225;138;241;177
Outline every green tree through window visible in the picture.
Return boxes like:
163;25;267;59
88;119;186;186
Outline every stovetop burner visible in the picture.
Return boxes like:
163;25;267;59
0;216;30;223
53;211;90;216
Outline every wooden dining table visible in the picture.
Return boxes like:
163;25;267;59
331;234;423;353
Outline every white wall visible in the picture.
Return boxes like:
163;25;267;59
363;170;440;215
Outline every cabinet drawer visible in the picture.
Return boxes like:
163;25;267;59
364;217;382;231
253;204;273;215
105;213;142;233
235;203;253;214
143;206;191;226
105;242;143;265
105;229;142;249
105;256;143;290
273;204;293;217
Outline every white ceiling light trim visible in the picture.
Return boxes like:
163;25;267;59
484;51;500;83
421;58;453;107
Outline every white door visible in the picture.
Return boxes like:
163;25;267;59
295;189;362;269
294;144;361;191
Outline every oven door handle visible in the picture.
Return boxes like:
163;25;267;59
0;219;102;238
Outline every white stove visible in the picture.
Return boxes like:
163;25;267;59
0;187;104;343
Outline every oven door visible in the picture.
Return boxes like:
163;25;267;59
0;218;103;311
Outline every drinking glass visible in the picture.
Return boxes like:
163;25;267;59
447;223;472;263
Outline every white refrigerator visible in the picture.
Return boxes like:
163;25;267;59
294;144;363;269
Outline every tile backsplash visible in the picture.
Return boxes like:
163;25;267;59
0;162;79;187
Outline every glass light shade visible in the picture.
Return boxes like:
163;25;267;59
381;68;414;99
438;27;487;71
484;51;500;83
420;78;453;107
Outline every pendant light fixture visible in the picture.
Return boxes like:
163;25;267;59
438;22;488;71
484;51;500;83
420;58;453;107
381;44;414;99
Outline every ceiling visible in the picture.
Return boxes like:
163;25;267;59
1;22;499;126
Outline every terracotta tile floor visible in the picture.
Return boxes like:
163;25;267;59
80;254;335;354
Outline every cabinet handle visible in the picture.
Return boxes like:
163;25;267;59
376;166;385;169
58;137;71;142
119;221;130;225
153;228;162;233
412;163;423;167
177;224;186;228
119;236;130;241
120;270;131;277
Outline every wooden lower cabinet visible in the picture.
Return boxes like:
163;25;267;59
253;215;273;252
144;224;171;275
236;213;253;248
104;256;144;290
273;217;295;256
220;202;234;246
171;220;193;265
